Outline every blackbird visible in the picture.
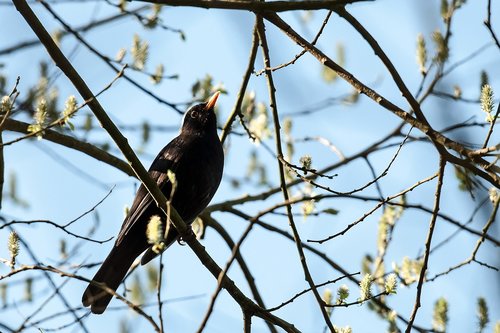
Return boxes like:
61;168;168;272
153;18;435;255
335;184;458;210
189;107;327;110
82;92;224;314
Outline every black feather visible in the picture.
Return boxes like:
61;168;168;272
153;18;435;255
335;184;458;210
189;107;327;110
82;96;224;314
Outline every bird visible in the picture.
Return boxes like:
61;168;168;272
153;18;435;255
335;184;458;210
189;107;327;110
82;91;224;314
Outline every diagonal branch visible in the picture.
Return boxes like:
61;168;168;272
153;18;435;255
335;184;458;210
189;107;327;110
12;1;300;331
405;158;446;333
337;9;430;127
262;11;499;188
0;5;150;56
40;0;182;114
220;20;259;144
204;215;278;333
1;118;135;177
484;0;500;49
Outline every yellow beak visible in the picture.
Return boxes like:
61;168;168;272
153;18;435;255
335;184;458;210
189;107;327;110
205;91;220;110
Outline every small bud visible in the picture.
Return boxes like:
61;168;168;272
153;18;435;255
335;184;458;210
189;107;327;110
115;48;126;62
62;95;77;118
146;265;158;292
62;95;77;129
440;0;450;21
283;117;292;135
323;288;333;305
394;256;424;285
480;84;495;123
299;155;312;170
8;231;20;268
131;34;149;70
166;169;177;199
59;239;67;259
384;273;397;294
1;95;12;114
123;205;130;218
336;284;349;304
146;215;165;254
83;113;93;132
191;217;205;240
301;200;315;220
323;288;333;315
142;121;150;144
0;283;7;306
28;98;48;139
130;275;144;304
333;326;352;333
359;273;373;301
477;297;489;331
432;297;449;332
321;43;344;83
432;30;449;64
489;187;498;204
118;0;126;12
150;64;164;84
416;33;428;74
24;277;33;302
51;29;63;46
248;103;271;142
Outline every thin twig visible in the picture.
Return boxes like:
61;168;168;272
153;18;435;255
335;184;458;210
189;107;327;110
226;208;431;332
2;118;134;177
1;65;127;147
482;102;500;148
255;10;333;75
308;172;438;244
220;21;259;144
484;0;500;49
39;0;182;114
256;15;335;332
12;1;300;331
405;157;446;333
157;253;165;333
267;273;359;312
262;11;500;187
0;5;151;56
204;215;278;333
0;262;160;332
195;217;256;333
427;197;499;282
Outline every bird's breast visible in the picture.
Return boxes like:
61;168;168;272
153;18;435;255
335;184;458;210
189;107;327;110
170;135;223;223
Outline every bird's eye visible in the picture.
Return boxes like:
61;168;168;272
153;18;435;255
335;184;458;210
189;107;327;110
190;111;198;119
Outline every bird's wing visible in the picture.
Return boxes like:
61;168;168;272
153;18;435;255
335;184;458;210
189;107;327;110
115;137;185;246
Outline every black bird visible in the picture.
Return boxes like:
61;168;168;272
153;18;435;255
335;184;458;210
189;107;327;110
82;92;224;314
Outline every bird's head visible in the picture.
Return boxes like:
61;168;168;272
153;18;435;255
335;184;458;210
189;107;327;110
182;91;220;135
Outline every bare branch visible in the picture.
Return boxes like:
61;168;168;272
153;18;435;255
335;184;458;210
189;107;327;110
256;15;335;332
135;0;370;12
405;158;446;333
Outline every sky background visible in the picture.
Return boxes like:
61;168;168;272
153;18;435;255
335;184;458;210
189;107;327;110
0;0;499;332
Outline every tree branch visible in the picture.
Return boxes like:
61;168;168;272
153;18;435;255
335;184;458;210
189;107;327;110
1;118;135;177
12;1;300;331
256;15;335;332
405;158;446;333
134;0;370;12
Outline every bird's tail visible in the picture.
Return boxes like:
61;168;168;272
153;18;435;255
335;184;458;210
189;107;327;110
82;245;136;314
